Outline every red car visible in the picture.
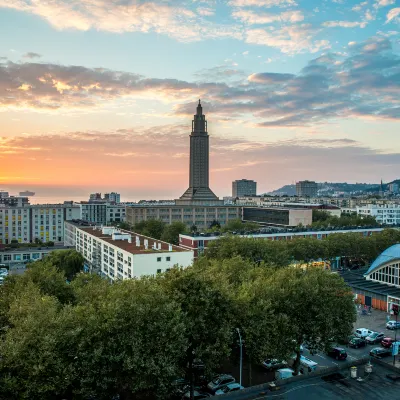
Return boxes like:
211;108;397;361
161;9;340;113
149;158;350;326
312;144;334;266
381;337;395;348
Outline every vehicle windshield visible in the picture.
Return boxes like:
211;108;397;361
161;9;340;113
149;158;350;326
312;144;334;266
212;378;222;385
370;333;378;338
223;386;231;393
340;350;346;354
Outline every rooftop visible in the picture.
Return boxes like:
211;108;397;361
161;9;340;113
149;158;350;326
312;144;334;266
365;244;400;276
75;224;189;255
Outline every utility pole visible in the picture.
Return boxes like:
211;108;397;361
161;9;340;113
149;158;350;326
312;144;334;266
236;328;243;386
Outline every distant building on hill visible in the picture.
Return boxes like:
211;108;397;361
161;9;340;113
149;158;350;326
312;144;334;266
296;180;318;197
232;179;257;198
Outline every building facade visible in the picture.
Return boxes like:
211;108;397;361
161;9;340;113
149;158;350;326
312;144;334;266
126;205;241;230
232;179;257;198
389;183;399;194
357;204;400;225
65;222;193;280
104;192;121;203
0;203;80;244
0;245;74;268
296;180;318;197
79;203;126;224
242;207;312;227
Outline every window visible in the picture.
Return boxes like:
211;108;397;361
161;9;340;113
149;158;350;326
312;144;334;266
166;256;171;261
157;257;161;262
157;269;162;274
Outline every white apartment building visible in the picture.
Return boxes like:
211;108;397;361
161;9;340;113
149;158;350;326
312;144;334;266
0;203;80;244
80;203;126;224
65;221;194;280
357;204;400;225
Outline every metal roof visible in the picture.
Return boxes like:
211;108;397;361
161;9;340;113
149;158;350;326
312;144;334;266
364;244;400;276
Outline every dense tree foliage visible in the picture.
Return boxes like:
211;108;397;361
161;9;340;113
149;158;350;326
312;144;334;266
0;244;359;398
312;210;378;228
206;228;400;265
161;222;187;245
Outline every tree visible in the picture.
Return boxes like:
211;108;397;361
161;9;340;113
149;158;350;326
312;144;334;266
160;268;234;399
266;268;356;375
10;239;19;248
161;221;187;245
134;219;165;240
42;249;84;281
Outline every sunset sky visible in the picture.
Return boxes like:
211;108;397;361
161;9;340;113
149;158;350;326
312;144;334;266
0;0;399;202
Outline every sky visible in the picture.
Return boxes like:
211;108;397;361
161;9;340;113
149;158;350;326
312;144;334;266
0;0;399;202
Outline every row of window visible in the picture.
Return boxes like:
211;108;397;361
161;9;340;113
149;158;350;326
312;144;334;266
370;264;400;286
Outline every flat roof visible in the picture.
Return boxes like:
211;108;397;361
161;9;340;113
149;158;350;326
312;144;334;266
77;226;189;255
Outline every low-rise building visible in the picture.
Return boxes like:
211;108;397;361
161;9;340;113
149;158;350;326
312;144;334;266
242;207;313;227
357;204;400;225
126;205;241;230
0;245;74;268
65;221;194;280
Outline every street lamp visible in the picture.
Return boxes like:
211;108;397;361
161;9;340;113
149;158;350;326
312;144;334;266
236;328;243;386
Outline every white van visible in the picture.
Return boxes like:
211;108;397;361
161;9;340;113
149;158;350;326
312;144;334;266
355;328;373;338
299;356;318;373
275;368;295;380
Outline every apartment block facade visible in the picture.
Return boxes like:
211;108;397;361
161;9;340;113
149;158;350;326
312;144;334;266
65;221;193;281
126;205;241;230
357;204;400;225
0;203;80;244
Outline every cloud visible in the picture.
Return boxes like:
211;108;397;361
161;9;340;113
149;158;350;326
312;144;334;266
352;2;368;12
245;24;331;54
0;0;241;42
197;7;215;16
386;8;400;23
22;52;42;59
232;9;304;24
374;0;396;9
228;0;297;7
2;129;400;195
322;21;367;28
1;36;399;129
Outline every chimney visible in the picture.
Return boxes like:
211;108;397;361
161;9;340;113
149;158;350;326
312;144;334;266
128;236;132;243
168;244;172;252
158;242;162;250
144;239;148;250
135;236;140;246
153;242;157;250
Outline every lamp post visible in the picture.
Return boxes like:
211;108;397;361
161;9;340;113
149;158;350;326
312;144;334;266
236;328;243;386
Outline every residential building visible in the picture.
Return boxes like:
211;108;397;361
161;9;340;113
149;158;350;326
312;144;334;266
357;204;400;225
179;227;385;258
126;204;241;230
0;196;29;207
89;193;103;202
0;191;9;198
104;192;121;203
242;207;312;227
296;180;318;197
177;100;222;205
232;179;257;198
0;202;80;244
79;203;126;224
65;221;193;280
389;183;399;194
0;245;74;268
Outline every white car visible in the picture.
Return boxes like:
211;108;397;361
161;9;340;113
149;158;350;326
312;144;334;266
355;328;373;338
215;383;244;395
261;359;287;370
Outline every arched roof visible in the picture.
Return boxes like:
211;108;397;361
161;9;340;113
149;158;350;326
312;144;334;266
365;244;400;276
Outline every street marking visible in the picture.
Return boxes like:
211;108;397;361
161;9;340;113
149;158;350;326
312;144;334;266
331;361;339;366
315;354;327;360
347;355;357;360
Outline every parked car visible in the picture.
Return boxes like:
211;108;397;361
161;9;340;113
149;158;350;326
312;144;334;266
370;347;392;358
355;328;373;338
261;359;287;370
206;375;235;394
215;383;244;396
327;347;347;360
181;391;212;399
365;332;385;345
349;337;367;349
386;321;400;330
381;337;395;348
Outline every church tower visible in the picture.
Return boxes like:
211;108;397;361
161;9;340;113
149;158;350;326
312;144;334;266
177;100;222;205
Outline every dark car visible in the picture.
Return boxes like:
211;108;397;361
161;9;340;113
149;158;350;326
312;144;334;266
370;347;392;358
181;391;212;399
348;337;367;349
327;347;347;360
365;332;385;345
381;337;395;348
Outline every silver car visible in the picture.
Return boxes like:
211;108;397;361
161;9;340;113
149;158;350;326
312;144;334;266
206;375;235;393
